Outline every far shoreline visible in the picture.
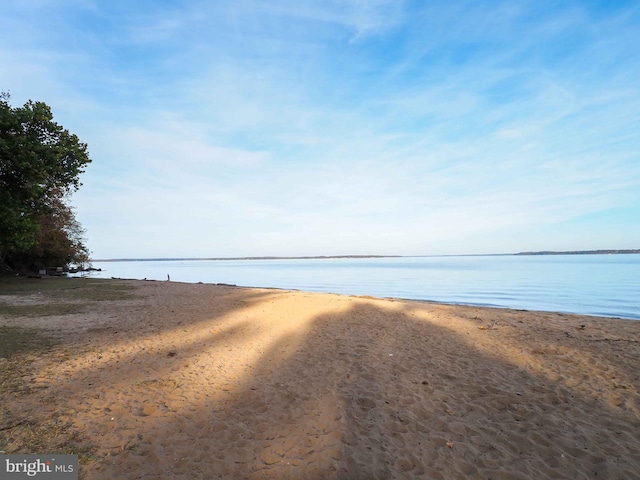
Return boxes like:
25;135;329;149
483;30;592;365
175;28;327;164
92;249;640;262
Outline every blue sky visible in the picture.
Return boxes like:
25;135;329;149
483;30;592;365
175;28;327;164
2;0;639;258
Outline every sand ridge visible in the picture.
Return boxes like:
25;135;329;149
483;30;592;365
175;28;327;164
1;280;639;479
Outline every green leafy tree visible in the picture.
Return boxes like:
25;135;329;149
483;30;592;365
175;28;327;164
0;92;92;272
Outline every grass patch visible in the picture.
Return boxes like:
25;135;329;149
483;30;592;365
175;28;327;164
0;278;138;317
0;302;85;317
58;281;137;302
0;359;29;396
0;276;81;295
0;326;58;358
0;326;58;398
0;277;137;301
1;415;98;463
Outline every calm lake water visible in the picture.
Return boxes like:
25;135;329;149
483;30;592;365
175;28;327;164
88;255;640;320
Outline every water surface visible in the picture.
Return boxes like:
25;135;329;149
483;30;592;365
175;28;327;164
88;255;640;320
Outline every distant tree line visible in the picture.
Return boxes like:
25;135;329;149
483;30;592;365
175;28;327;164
0;92;91;274
517;249;640;255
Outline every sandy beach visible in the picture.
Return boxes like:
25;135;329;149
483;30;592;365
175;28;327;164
1;278;639;479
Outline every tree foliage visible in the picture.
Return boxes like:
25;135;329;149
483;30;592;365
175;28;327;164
0;92;92;272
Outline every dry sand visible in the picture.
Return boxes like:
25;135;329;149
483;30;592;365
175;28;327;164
1;279;639;479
